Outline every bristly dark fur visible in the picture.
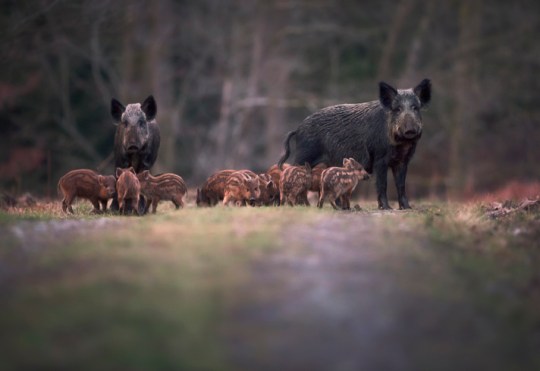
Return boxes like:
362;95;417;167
110;95;160;213
277;79;431;210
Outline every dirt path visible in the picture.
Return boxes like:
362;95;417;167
223;212;534;371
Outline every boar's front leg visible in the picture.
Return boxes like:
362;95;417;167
392;163;411;210
374;159;391;210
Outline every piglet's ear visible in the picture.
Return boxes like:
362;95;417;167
127;167;136;174
141;95;157;121
414;78;431;107
379;81;398;109
98;175;105;186
115;168;123;178
141;170;150;180
342;158;349;166
111;99;125;123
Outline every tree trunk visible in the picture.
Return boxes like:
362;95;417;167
448;1;482;198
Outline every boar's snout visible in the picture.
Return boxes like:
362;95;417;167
363;173;370;180
401;115;422;139
126;144;139;153
403;128;419;139
249;198;256;206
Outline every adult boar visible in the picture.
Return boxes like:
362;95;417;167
278;79;431;210
111;95;160;173
111;95;160;212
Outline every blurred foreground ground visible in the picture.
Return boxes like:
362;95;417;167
1;200;539;370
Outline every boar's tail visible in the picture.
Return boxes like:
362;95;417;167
278;130;297;170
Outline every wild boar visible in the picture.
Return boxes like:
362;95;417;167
197;169;236;207
223;170;261;206
57;169;116;214
116;167;141;215
266;163;291;205
137;170;187;213
111;95;160;213
280;163;312;206
278;79;431;210
257;173;278;206
317;158;370;210
309;163;328;198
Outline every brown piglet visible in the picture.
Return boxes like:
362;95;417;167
317;158;370;210
57;169;116;214
197;169;236;207
137;170;187;213
223;170;261;206
116;167;141;215
280;163;312;206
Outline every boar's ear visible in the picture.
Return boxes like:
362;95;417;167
127;167;136;174
98;175;105;186
266;180;274;190
115;168;123;178
379;81;398;109
414;78;431;107
111;99;125;123
141;95;157;121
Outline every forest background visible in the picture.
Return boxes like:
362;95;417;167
1;0;539;200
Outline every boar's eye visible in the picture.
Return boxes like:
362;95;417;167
393;106;402;114
138;119;145;127
411;104;419;112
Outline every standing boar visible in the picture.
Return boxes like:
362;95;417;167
280;163;312;206
317;158;370;210
137;170;187;213
116;167;141;215
57;169;116;214
111;95;160;212
278;79;431;210
223;170;261;207
112;96;160;173
197;169;236;207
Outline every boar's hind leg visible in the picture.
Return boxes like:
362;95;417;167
392;164;411;209
317;191;325;208
62;196;74;214
151;199;159;214
172;196;183;209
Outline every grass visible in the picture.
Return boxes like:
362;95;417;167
1;198;540;370
0;203;323;371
